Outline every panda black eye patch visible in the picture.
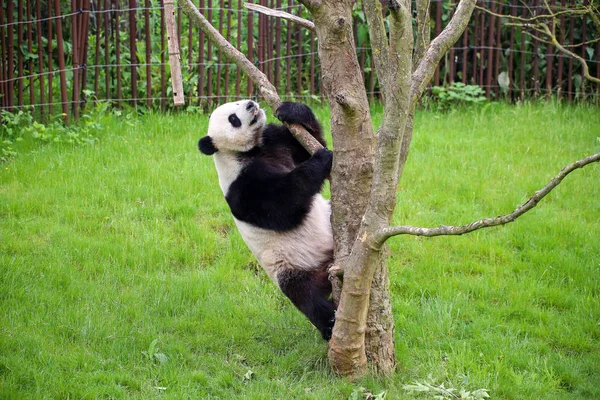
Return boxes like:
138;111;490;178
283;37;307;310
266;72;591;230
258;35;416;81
228;114;242;128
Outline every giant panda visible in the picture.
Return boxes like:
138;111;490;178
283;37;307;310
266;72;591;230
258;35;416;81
198;100;336;340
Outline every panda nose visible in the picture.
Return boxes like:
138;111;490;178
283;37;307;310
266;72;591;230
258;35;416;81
246;101;257;111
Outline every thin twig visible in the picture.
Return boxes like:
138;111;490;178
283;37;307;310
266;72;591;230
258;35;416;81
244;3;315;31
376;152;600;243
474;4;588;23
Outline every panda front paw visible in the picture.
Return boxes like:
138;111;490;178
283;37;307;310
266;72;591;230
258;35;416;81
312;148;333;176
275;102;312;124
276;102;323;140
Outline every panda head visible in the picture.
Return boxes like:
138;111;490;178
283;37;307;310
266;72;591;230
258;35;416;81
198;100;266;155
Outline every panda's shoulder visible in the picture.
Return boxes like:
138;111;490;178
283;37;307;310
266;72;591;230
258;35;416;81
260;123;294;148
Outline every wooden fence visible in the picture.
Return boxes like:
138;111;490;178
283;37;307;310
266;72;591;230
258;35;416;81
0;0;599;120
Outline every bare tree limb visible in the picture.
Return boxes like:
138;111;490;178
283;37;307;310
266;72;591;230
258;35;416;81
376;152;600;243
538;23;600;84
361;0;389;95
474;4;588;23
244;3;315;31
413;0;431;72
410;0;477;111
180;0;323;154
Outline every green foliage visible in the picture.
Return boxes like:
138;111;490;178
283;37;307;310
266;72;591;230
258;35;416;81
0;106;104;162
1;103;599;398
430;83;487;110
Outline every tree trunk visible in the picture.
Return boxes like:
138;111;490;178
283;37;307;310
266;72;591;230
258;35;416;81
306;1;375;302
365;247;395;374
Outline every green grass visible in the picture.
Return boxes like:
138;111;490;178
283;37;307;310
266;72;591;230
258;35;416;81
1;102;599;399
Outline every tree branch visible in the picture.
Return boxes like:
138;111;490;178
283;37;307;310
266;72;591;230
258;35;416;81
410;0;477;111
474;4;588;23
361;0;389;95
244;3;315;31
180;0;323;154
376;152;600;243
413;0;431;72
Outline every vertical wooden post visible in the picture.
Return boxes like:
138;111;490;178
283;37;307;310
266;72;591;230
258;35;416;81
448;5;455;84
206;1;213;104
520;4;527;100
532;0;540;95
72;0;81;119
53;0;70;120
285;0;292;95
236;0;242;98
247;0;254;96
494;1;501;97
295;5;302;96
557;0;566;99
164;0;185;106
580;0;587;99
472;8;478;85
567;6;574;101
509;0;516;99
114;0;122;107
478;9;485;87
80;0;91;109
17;0;24;107
274;0;281;93
187;0;194;104
26;0;34;108
216;0;224;102
485;0;495;98
225;0;232;101
129;0;138;107
7;0;16;109
434;0;441;86
198;0;206;103
0;4;5;109
461;24;468;84
94;0;102;99
104;0;110;103
47;2;54;115
145;0;152;107
160;0;167;109
310;30;315;95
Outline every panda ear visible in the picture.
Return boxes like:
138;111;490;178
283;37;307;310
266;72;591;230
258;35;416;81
198;136;218;155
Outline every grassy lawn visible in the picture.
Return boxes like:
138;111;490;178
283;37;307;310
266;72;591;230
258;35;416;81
1;102;599;399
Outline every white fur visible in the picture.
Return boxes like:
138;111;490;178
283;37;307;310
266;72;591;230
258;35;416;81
213;151;243;195
234;195;333;283
207;100;266;153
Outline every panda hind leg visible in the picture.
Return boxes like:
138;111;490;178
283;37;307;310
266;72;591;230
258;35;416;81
277;267;336;340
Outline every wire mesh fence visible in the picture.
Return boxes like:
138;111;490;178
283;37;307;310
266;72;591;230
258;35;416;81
0;0;598;121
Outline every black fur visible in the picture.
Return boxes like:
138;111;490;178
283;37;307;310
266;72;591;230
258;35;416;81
277;264;335;340
228;113;242;128
225;103;331;232
198;136;218;155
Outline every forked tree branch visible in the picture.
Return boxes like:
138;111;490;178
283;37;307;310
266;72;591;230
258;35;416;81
179;0;323;154
376;152;600;243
